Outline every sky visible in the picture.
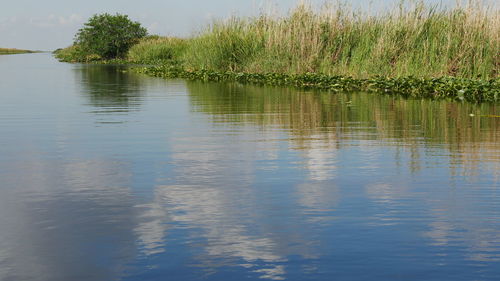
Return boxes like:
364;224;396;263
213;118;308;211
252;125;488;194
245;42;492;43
0;0;495;51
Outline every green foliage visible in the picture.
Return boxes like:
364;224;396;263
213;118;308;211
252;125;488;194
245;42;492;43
54;0;499;102
75;13;147;59
130;0;499;102
137;66;500;103
134;1;498;79
54;45;101;62
182;19;265;72
128;37;188;64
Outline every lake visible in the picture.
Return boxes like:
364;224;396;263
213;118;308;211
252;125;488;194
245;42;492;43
0;53;499;281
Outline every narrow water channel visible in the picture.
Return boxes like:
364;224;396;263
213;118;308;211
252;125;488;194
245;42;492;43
0;53;499;281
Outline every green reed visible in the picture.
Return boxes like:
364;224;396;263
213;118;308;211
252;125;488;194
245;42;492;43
179;1;499;79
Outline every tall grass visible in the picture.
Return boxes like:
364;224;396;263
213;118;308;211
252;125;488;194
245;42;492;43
128;36;188;64
140;0;499;79
54;45;97;62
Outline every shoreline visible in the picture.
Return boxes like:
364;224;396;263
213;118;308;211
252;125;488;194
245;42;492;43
51;55;499;103
0;48;42;55
52;57;499;103
52;0;499;103
135;65;499;103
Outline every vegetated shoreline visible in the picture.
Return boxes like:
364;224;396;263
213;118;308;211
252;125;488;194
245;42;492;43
0;48;40;55
135;66;499;103
55;0;500;103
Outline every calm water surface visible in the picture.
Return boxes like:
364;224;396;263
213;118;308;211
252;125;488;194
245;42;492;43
1;53;499;281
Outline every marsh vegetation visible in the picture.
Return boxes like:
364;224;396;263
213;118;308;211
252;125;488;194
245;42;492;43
55;0;500;102
0;48;39;55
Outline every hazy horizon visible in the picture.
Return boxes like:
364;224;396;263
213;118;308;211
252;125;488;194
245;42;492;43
0;0;496;51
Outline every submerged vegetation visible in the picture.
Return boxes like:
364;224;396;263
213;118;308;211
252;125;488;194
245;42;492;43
55;0;500;102
0;48;39;55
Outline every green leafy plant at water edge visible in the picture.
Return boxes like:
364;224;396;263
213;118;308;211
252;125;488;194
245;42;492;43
136;65;500;103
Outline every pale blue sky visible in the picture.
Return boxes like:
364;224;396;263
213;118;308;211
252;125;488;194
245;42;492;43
0;0;493;50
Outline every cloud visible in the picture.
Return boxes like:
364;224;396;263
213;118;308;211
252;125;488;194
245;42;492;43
58;14;83;25
28;14;83;28
0;14;82;29
0;13;85;49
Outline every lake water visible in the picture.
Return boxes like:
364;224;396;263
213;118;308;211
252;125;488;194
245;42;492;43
0;53;499;281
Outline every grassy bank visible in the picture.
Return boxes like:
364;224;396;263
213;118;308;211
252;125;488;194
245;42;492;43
55;0;500;102
0;48;39;55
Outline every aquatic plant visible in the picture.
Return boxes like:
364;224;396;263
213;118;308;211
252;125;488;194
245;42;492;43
137;65;499;103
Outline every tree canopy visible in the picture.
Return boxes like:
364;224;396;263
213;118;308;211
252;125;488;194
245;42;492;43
75;13;147;59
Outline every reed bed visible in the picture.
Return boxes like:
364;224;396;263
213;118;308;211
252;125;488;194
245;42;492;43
179;0;499;79
128;36;188;65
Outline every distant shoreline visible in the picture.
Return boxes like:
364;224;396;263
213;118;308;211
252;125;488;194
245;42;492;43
0;48;42;55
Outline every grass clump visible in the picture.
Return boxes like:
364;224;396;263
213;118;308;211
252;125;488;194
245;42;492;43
182;18;265;72
54;45;102;62
128;36;188;65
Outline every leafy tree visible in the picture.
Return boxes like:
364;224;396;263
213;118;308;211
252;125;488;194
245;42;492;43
75;13;148;59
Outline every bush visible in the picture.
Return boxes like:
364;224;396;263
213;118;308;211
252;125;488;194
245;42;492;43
75;13;147;59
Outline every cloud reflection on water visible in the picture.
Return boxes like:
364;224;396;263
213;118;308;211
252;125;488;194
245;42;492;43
1;56;500;280
0;157;138;281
